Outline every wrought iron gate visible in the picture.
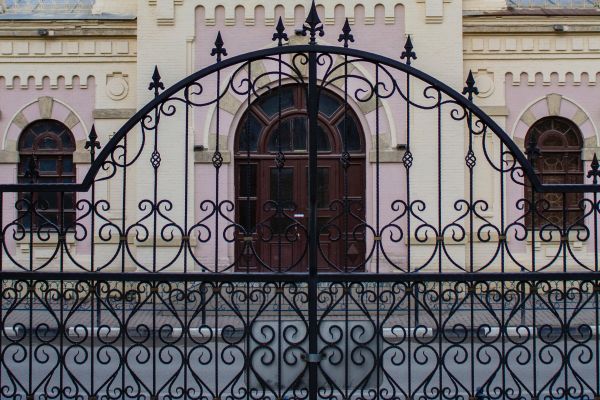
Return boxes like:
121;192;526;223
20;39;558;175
2;2;600;399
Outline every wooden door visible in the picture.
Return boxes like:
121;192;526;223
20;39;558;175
237;156;365;272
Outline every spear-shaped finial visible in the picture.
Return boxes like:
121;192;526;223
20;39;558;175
588;153;600;184
338;18;354;48
272;17;289;47
211;31;228;62
24;154;39;184
400;35;417;65
148;66;164;97
302;0;324;45
462;70;479;101
84;125;101;161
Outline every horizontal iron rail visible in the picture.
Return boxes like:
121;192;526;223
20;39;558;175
0;45;596;193
0;271;599;282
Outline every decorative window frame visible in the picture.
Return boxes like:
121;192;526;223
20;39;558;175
2;96;91;165
511;93;598;162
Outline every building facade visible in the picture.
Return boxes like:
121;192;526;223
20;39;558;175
0;0;599;273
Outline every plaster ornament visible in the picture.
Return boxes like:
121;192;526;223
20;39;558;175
474;70;494;98
106;73;129;101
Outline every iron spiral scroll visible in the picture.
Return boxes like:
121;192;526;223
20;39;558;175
1;2;600;400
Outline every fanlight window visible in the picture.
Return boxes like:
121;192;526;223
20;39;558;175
236;85;363;154
525;117;584;228
18;119;76;229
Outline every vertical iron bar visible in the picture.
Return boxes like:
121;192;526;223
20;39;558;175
150;68;161;400
244;61;252;400
562;192;568;396
500;140;506;400
374;63;382;400
531;187;538;400
465;82;475;400
90;142;97;400
28;189;33;400
437;90;442;400
214;52;223;399
120;117;128;400
275;55;284;395
184;83;190;400
307;45;319;400
59;191;65;400
342;55;350;397
594;182;599;398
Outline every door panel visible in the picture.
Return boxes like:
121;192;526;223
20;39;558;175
236;157;365;272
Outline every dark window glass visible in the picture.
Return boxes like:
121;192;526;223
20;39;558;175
270;168;294;209
269;120;293;152
239;164;257;197
63;158;74;173
39;159;57;173
316;124;331;152
39;136;58;149
239;113;264;152
268;117;331;152
239;200;256;232
317;167;329;208
337;116;361;152
17;119;76;230
292;117;307;151
257;86;295;118
319;92;341;117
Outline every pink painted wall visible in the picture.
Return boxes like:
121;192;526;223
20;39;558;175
0;76;96;262
504;73;600;262
0;76;96;163
191;4;408;270
506;72;600;141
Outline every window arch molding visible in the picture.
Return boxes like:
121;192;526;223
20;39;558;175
2;96;89;163
196;73;399;162
511;93;598;162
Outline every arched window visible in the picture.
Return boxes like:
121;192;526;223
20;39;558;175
18;119;76;229
525;117;584;228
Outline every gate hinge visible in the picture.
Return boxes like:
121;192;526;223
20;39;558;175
303;353;322;364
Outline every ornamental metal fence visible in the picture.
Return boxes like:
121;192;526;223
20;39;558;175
1;2;600;399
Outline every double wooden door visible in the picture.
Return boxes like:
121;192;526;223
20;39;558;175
236;156;365;272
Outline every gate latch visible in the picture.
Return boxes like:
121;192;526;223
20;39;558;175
303;353;323;364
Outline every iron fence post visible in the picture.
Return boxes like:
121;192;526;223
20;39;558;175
307;45;319;400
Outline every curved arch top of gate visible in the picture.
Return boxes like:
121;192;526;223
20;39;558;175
2;9;597;194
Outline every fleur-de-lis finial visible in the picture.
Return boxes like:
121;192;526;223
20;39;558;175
25;154;39;183
84;125;101;161
302;0;324;45
525;134;541;162
148;66;164;97
211;31;228;62
338;18;354;48
588;153;600;184
272;17;288;47
400;35;417;65
462;70;479;101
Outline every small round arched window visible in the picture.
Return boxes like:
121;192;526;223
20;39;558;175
18;119;76;229
525;116;584;228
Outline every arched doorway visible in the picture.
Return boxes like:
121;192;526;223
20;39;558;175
234;85;366;272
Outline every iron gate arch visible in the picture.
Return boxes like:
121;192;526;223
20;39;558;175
2;2;600;399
